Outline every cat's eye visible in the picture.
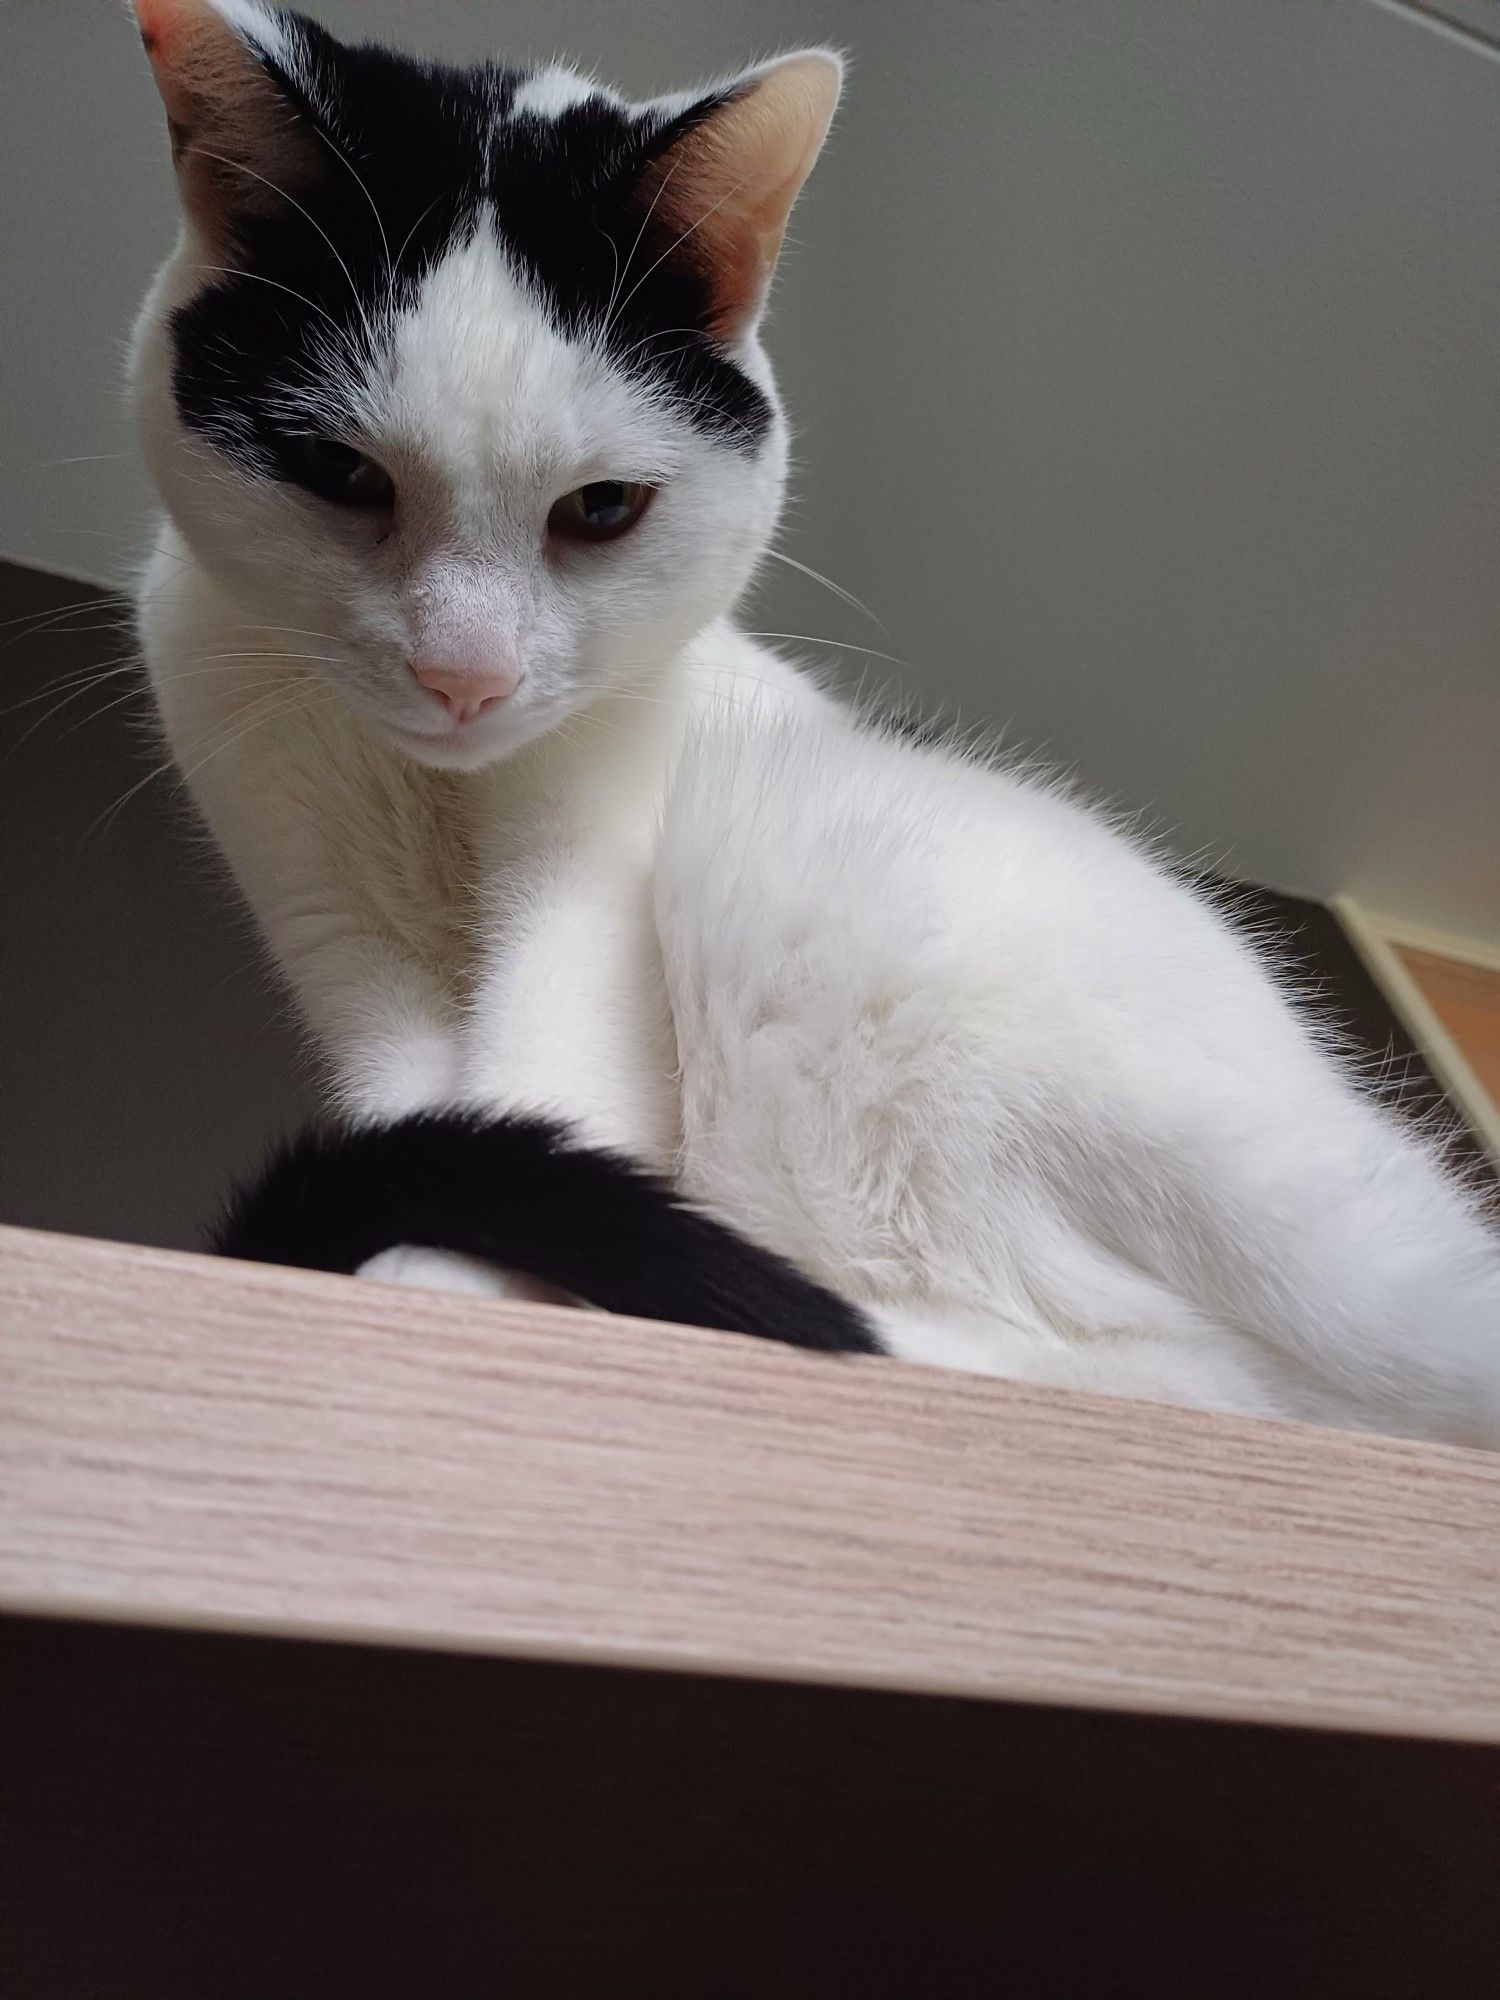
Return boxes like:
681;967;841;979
283;436;395;511
547;480;653;545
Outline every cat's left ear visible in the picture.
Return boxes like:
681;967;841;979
636;51;843;342
129;0;322;249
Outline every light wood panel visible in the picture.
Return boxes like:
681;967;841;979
3;1221;1498;1742
1335;896;1500;1165
1398;944;1500;1109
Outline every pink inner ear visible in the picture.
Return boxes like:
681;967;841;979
635;55;840;343
133;0;177;54
133;0;218;85
135;0;198;128
135;0;243;131
133;0;322;248
635;125;780;342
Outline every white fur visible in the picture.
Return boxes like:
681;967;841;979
511;66;600;120
206;0;294;67
358;1245;579;1306
654;707;1500;1438
130;43;1500;1446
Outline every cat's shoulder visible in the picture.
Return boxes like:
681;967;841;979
684;622;838;725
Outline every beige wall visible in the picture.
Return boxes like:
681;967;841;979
2;0;1496;944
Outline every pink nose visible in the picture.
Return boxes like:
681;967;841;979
411;652;521;726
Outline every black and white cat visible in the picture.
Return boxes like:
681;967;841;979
129;0;1500;1442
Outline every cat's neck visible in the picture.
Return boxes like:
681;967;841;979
464;617;818;858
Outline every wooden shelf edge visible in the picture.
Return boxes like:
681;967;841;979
2;1222;1498;1743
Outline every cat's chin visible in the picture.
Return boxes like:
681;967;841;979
376;709;555;773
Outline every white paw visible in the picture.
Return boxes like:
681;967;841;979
356;1245;584;1308
357;1245;514;1297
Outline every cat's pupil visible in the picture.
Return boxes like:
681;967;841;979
546;479;652;544
315;441;361;475
283;435;395;510
580;482;630;526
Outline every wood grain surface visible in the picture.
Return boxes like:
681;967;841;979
2;1222;1498;1741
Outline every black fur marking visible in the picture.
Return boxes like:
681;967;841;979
215;1111;881;1357
170;10;771;473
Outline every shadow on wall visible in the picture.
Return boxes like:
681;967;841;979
0;560;315;1251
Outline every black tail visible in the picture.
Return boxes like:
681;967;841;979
214;1111;880;1356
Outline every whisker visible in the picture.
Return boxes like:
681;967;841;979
192;623;348;645
602;150;687;342
2;677;147;760
3;657;147;719
34;452;133;470
166;649;345;667
2;647;341;760
0;602;134;648
594;221;622;339
739;631;910;669
612;326;704;365
52;675;182;745
760;548;886;629
609;170;753;332
188;262;344;335
393;189;446;278
184;146;364;313
309;125;393;288
87;681;335;842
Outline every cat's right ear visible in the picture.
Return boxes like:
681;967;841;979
632;53;843;344
130;0;320;249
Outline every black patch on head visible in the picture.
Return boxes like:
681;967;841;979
215;1109;881;1356
169;11;773;478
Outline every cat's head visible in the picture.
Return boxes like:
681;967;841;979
128;0;839;769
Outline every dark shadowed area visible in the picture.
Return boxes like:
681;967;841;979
0;558;314;1250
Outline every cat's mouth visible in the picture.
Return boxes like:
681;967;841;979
381;714;513;771
376;694;562;772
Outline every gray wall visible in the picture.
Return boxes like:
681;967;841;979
2;0;1497;946
0;561;315;1248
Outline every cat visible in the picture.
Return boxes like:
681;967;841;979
128;0;1500;1444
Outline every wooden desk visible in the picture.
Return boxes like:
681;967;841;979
3;1224;1497;1996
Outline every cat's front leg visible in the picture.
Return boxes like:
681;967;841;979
284;925;463;1120
351;846;679;1308
342;830;681;1305
460;844;682;1173
173;736;468;1121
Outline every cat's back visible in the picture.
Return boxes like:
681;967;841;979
656;690;1229;1021
651;686;1341;1191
